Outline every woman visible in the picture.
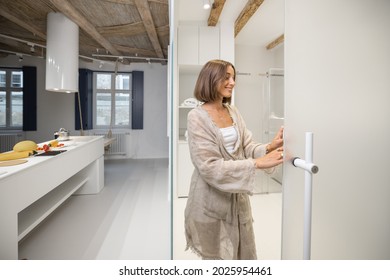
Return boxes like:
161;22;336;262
184;59;284;260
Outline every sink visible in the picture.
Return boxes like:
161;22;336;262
70;136;102;142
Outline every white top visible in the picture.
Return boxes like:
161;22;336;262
220;126;238;154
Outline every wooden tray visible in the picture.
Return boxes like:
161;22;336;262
0;159;28;167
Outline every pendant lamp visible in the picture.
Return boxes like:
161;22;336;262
46;12;79;93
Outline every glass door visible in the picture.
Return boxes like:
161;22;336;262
260;68;284;194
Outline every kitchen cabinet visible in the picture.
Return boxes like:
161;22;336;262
177;25;199;65
177;25;220;66
198;26;220;65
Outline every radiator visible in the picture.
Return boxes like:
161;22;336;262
0;133;24;153
93;132;129;156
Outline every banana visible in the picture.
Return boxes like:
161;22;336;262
0;151;32;161
49;140;59;147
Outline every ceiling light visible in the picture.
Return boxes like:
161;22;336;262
203;0;211;9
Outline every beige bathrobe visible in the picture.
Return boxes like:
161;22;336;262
184;103;268;260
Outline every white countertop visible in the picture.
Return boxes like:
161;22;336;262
0;136;103;180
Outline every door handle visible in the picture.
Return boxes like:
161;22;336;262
292;157;319;174
292;132;319;260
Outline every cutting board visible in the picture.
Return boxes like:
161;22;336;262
0;159;28;167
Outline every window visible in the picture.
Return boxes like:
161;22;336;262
93;72;132;128
0;69;23;129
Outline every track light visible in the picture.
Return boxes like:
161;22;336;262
27;42;35;53
92;54;167;62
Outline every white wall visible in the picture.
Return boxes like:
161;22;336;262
0;55;169;159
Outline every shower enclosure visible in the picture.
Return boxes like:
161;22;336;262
259;68;284;194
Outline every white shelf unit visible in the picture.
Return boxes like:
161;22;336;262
177;65;201;141
18;174;89;241
175;66;199;197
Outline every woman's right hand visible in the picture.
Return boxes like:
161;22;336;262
255;147;284;169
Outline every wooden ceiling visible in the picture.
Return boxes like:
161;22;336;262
0;0;169;64
0;0;269;64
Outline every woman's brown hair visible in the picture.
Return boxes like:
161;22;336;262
193;59;235;104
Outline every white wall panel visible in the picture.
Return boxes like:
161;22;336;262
282;0;390;259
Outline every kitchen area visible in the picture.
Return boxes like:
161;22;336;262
0;135;104;259
0;0;169;260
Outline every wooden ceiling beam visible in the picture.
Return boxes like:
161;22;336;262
0;8;46;40
234;0;264;37
266;34;284;50
207;0;226;26
49;0;122;56
134;0;164;58
156;24;169;36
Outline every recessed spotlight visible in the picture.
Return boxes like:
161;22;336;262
203;0;211;9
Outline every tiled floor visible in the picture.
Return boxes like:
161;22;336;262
19;158;282;260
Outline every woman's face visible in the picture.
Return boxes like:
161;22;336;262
217;65;235;100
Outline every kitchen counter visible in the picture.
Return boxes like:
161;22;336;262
0;136;104;259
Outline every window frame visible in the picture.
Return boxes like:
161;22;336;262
0;68;24;130
92;71;132;129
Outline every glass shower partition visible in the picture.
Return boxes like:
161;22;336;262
261;68;284;193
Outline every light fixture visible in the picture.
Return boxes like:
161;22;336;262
45;12;79;93
27;42;35;53
92;53;168;62
203;0;211;9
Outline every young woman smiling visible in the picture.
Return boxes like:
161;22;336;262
184;59;284;260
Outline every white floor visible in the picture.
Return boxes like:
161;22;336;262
19;158;171;260
173;191;282;260
19;158;282;260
